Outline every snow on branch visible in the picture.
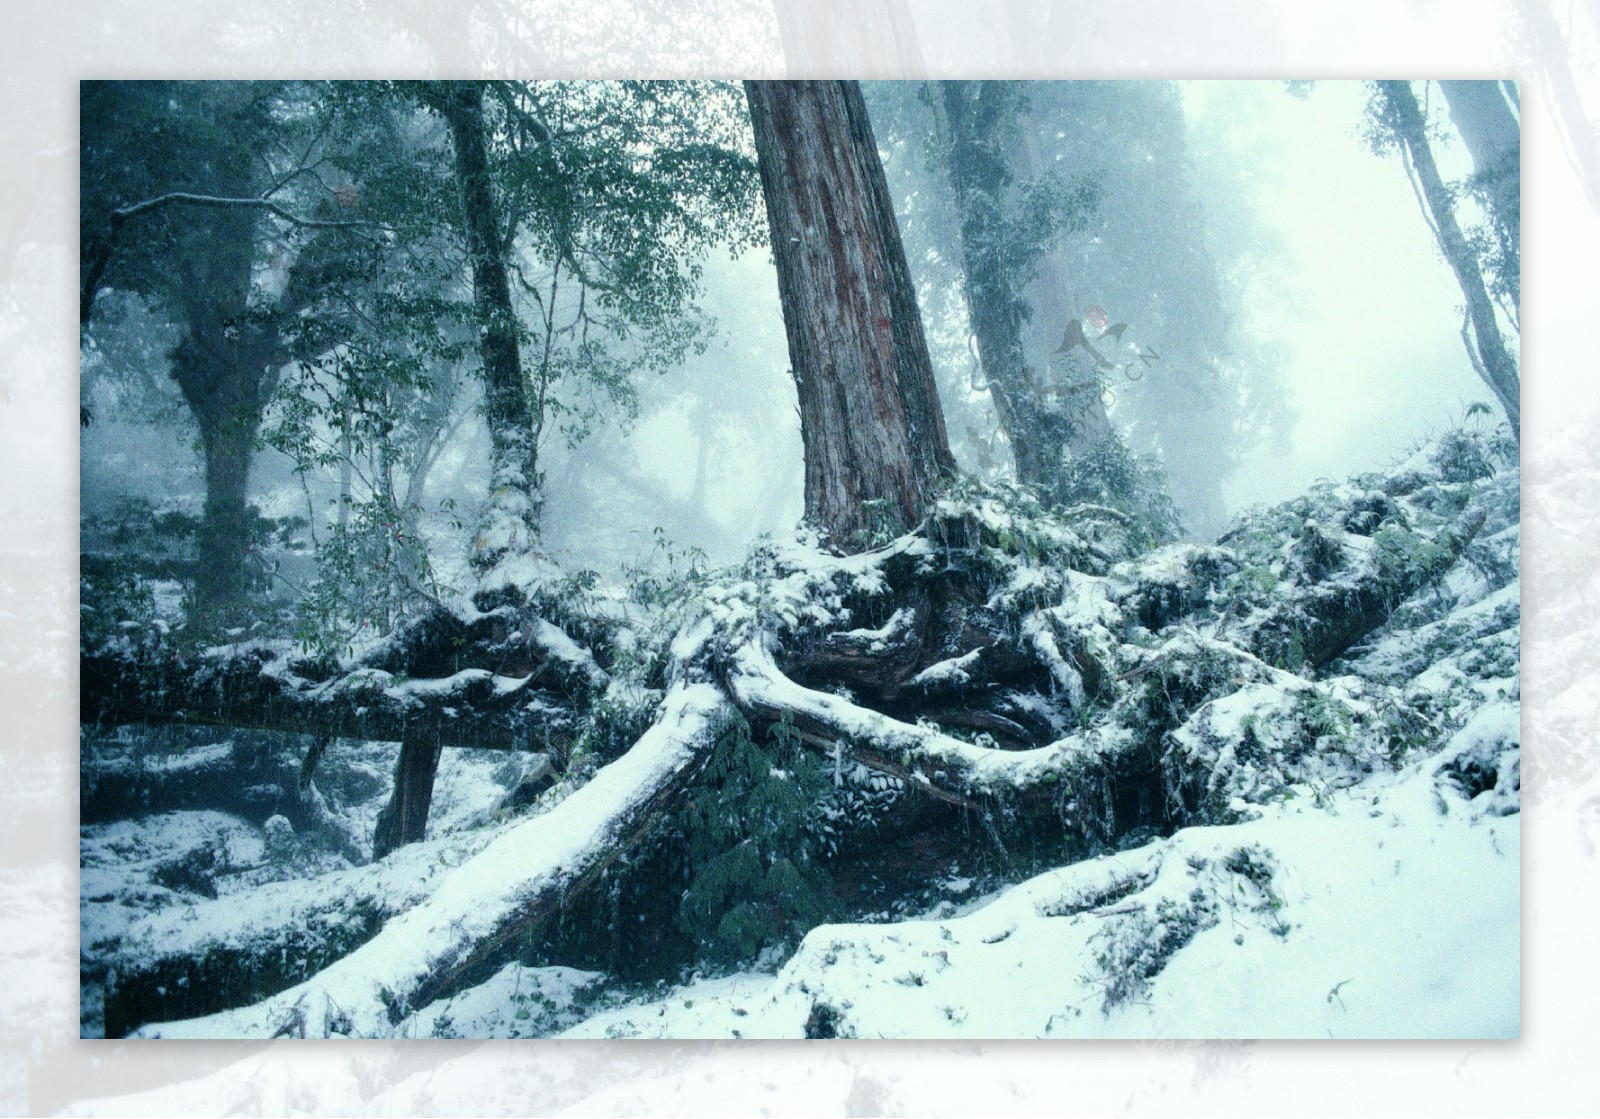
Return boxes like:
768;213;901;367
725;639;1085;809
81;190;381;323
133;683;728;1038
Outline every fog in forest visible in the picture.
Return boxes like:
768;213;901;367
80;79;1505;591
74;77;1525;1046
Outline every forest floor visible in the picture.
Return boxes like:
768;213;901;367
79;427;1521;1040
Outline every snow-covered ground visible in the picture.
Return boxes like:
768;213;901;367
554;714;1517;1039
76;421;1522;1046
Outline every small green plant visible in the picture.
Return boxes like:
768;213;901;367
1088;895;1218;1013
294;494;441;658
1222;844;1290;937
674;714;836;967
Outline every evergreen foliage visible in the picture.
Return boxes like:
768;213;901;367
674;714;835;967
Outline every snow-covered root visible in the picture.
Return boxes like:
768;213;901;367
131;683;727;1039
725;639;1084;809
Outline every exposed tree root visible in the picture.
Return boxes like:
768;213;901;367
726;638;1071;811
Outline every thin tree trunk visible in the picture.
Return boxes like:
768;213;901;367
940;80;1082;495
434;81;541;571
745;80;954;551
1378;81;1521;439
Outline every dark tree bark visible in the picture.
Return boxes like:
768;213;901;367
744;80;954;552
371;731;443;859
1377;81;1521;440
166;198;285;626
431;81;542;569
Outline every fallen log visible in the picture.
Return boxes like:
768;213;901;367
131;683;726;1038
81;600;606;753
102;825;497;1038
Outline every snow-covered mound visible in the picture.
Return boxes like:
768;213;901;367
556;717;1517;1039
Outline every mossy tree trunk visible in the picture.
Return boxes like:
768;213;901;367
939;80;1082;493
431;81;542;569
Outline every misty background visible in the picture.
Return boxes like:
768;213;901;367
78;79;1501;594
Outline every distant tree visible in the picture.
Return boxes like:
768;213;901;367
413;80;762;579
1437;80;1520;314
871;80;1248;541
744;79;954;551
1371;80;1521;440
937;80;1102;497
80;81;374;627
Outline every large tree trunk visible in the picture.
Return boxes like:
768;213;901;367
434;81;542;572
193;401;257;621
1378;80;1521;440
744;80;954;552
167;198;282;626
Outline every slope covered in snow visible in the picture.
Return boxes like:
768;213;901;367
83;422;1521;1041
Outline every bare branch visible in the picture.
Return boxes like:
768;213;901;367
81;190;380;324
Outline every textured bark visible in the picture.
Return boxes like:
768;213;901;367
1379;81;1520;439
745;80;954;551
434;81;542;565
371;730;444;860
